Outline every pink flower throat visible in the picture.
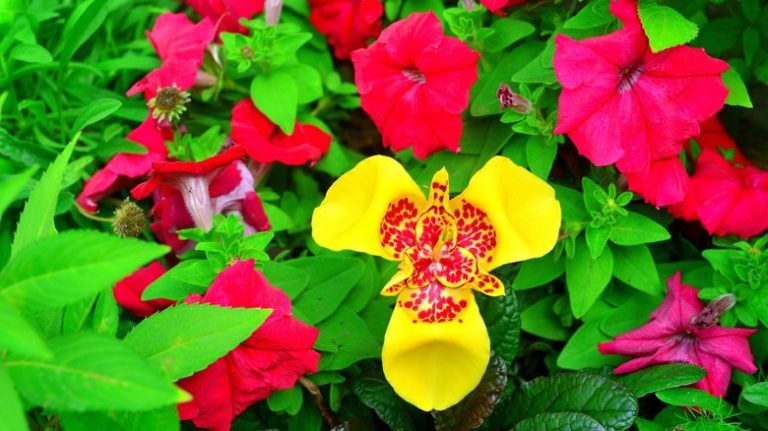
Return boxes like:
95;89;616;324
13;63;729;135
617;62;644;93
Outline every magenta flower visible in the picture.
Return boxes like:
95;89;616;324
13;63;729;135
599;273;757;397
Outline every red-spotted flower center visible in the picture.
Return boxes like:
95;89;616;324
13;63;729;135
379;170;503;324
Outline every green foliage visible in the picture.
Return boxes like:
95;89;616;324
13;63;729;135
638;0;699;52
619;364;707;397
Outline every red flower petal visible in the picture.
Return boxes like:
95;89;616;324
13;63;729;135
479;0;526;16
147;13;215;64
308;0;383;60
184;0;265;35
113;261;174;317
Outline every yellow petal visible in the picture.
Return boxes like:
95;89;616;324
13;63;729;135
381;258;414;296
452;156;561;271
382;288;490;411
312;156;426;259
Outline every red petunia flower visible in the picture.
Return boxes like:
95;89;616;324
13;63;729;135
230;99;332;166
599;273;756;397
687;116;751;167
351;11;479;160
308;0;383;60
113;261;175;317
184;0;265;35
147;13;215;63
177;260;320;431
687;149;768;238
553;0;728;180
77;117;171;212
479;0;526;16
624;156;690;208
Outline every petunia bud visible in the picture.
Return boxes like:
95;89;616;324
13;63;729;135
112;200;147;238
194;70;218;89
497;83;532;114
265;0;283;27
460;0;478;11
690;294;736;329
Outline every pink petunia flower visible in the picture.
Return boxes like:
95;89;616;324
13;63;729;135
599;273;757;397
553;0;728;181
687;149;768;238
177;260;320;431
184;0;265;35
77;117;171;212
308;0;383;60
113;261;175;317
230;99;331;166
479;0;526;16
146;13;216;63
350;11;479;160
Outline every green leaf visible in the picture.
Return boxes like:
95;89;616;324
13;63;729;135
741;382;768;407
655;388;733;415
92;288;119;336
585;225;611;259
525;136;557;180
557;320;617;370
434;354;507;431
315;305;380;370
609;212;670;246
565;238;614;318
521;296;569;341
267;386;304;415
58;0;109;63
141;259;215;301
0;299;51;359
0;166;37;224
470;42;541;117
722;67;753;108
638;0;699;52
285;63;323;104
260;260;310;299
11;135;77;257
482;18;535;52
123;303;271;380
251;71;298;135
478;291;520;362
6;332;189;411
513;252;564;290
0;231;168;309
59;407;180;431
612;245;661;294
513;412;604;430
351;371;420;431
10;43;53;64
288;256;365;324
507;372;638;431
564;0;613;29
511;39;556;85
72;98;122;133
619;364;706;398
0;363;26;431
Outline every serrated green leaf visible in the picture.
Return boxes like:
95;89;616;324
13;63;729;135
0;363;26;431
351;371;420;431
478;291;520;362
72;98;122;133
251;71;298;135
288;256;365;324
434;354;507;431
612;245;661;294
11;135;77;257
123;303;271;380
722;67;753;108
59;407;179;431
507;372;638;431
0;166;37;224
638;0;699;52
566;238;614;318
141;259;215;301
0;231;168;309
619;364;706;397
609;212;670;246
0;299;51;359
6;332;189;411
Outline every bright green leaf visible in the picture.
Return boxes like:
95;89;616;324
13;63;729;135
141;259;215;301
0;299;51;359
0;166;37;224
315;305;380;370
59;407;180;431
10;43;52;64
722;67;753;108
638;0;699;52
566;238;614;318
0;363;26;431
612;245;661;294
58;0;108;63
513;252;564;290
656;388;733;415
251;71;298;135
609;212;670;246
72;98;122;133
288;256;365;324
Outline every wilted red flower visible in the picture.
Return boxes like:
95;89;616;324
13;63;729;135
184;0;265;35
77;117;171;212
308;0;383;60
148;160;271;253
230;99;332;166
687;149;768;238
113;261;174;317
351;11;479;159
177;260;320;431
599;273;756;397
553;0;728;179
479;0;526;15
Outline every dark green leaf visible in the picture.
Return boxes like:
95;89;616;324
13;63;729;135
58;0;109;63
6;332;188;411
0;167;37;225
72;98;122;133
619;364;706;397
123;304;271;380
0;231;168;309
11;135;76;257
638;0;699;52
513;412;604;431
251;71;298;135
507;372;638;431
478;291;520;362
566;238;614;318
352;371;419;431
0;363;26;431
315;305;380;370
521;296;569;341
564;0;613;29
611;245;661;295
434;354;507;431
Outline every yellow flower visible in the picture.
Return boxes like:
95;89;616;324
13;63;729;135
311;156;561;411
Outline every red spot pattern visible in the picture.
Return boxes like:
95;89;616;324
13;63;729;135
469;272;503;295
397;281;471;323
380;197;419;258
454;199;497;263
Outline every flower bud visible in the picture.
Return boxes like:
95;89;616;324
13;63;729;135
265;0;283;27
460;0;478;11
112;200;147;237
690;294;736;329
497;83;532;114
